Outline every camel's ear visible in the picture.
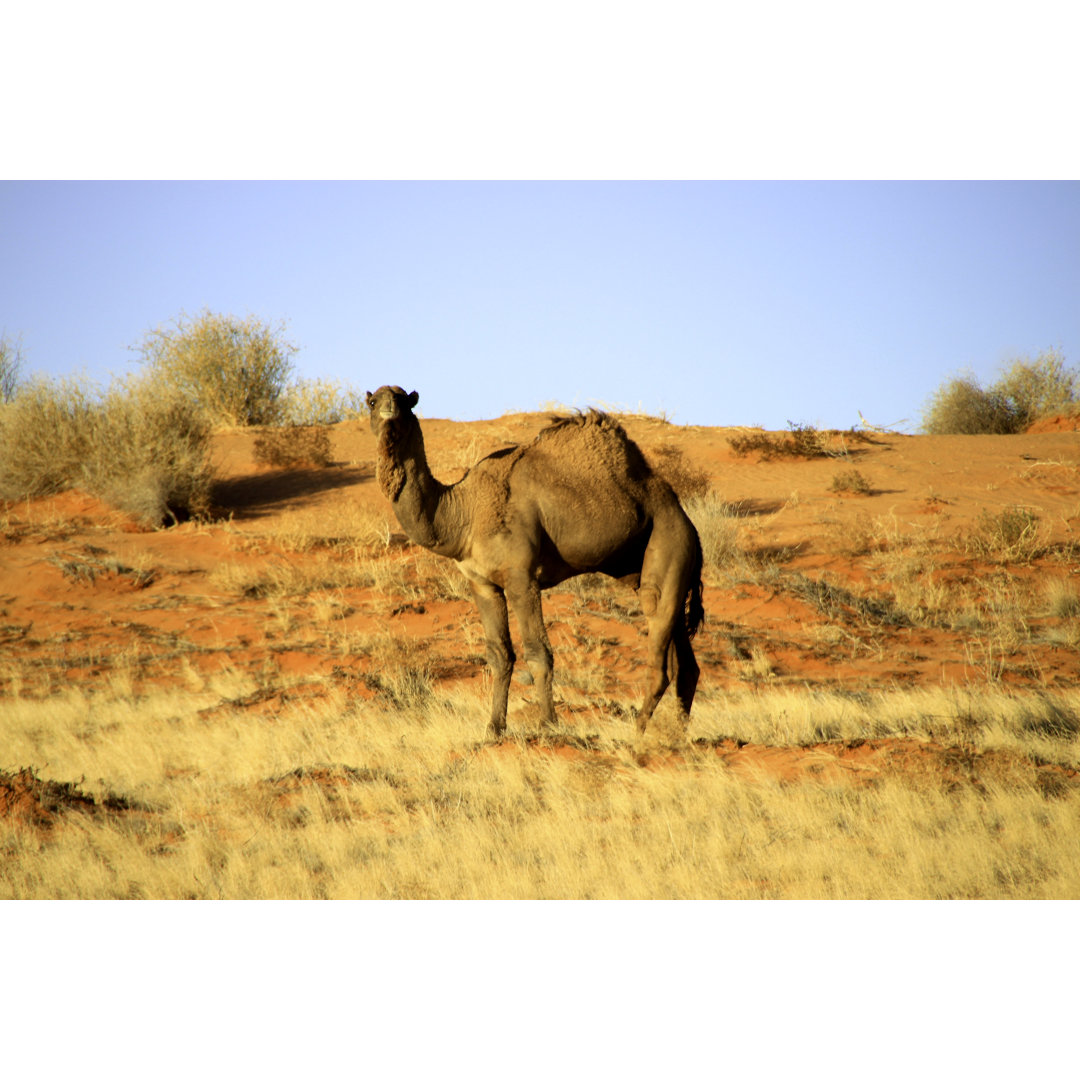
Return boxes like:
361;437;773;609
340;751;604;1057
365;391;374;406
407;391;419;410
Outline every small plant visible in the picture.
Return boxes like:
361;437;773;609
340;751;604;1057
254;426;333;469
965;507;1044;563
786;422;829;458
133;309;298;427
830;469;872;495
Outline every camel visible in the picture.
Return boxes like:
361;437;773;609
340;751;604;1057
365;385;705;737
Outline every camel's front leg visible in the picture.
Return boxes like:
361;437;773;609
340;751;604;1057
469;579;514;738
505;573;556;728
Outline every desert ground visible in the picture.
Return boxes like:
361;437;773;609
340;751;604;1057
3;409;1080;898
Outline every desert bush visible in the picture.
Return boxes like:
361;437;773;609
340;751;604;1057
254;426;333;469
830;469;872;495
995;350;1077;425
278;378;368;426
965;507;1044;564
84;378;216;522
0;374;214;524
0;376;95;497
0;333;23;402
649;444;710;500
133;310;297;427
922;351;1077;434
921;374;1017;434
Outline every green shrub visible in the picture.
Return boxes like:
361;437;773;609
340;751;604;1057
922;351;1076;434
0;375;214;524
133;310;297;427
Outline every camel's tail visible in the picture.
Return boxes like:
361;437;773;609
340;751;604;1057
685;527;705;640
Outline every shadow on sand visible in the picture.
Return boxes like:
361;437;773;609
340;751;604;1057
212;464;373;520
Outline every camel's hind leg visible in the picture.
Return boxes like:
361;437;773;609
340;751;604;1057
635;520;700;735
469;579;515;738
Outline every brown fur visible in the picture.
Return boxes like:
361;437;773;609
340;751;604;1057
366;386;704;737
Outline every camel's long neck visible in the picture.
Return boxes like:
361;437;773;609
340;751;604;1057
378;419;467;559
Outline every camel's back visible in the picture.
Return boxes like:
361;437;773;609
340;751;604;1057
507;411;682;562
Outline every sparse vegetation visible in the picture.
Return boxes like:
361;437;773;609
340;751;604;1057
4;397;1080;900
922;350;1077;434
729;422;831;460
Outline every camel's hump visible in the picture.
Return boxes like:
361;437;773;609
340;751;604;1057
525;408;653;484
534;408;629;443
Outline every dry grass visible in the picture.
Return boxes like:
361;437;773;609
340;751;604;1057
1044;577;1080;619
208;551;379;599
3;678;1079;899
684;492;747;583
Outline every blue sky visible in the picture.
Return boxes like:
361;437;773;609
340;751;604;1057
2;181;1077;429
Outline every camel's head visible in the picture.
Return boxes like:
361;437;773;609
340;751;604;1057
366;386;419;437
